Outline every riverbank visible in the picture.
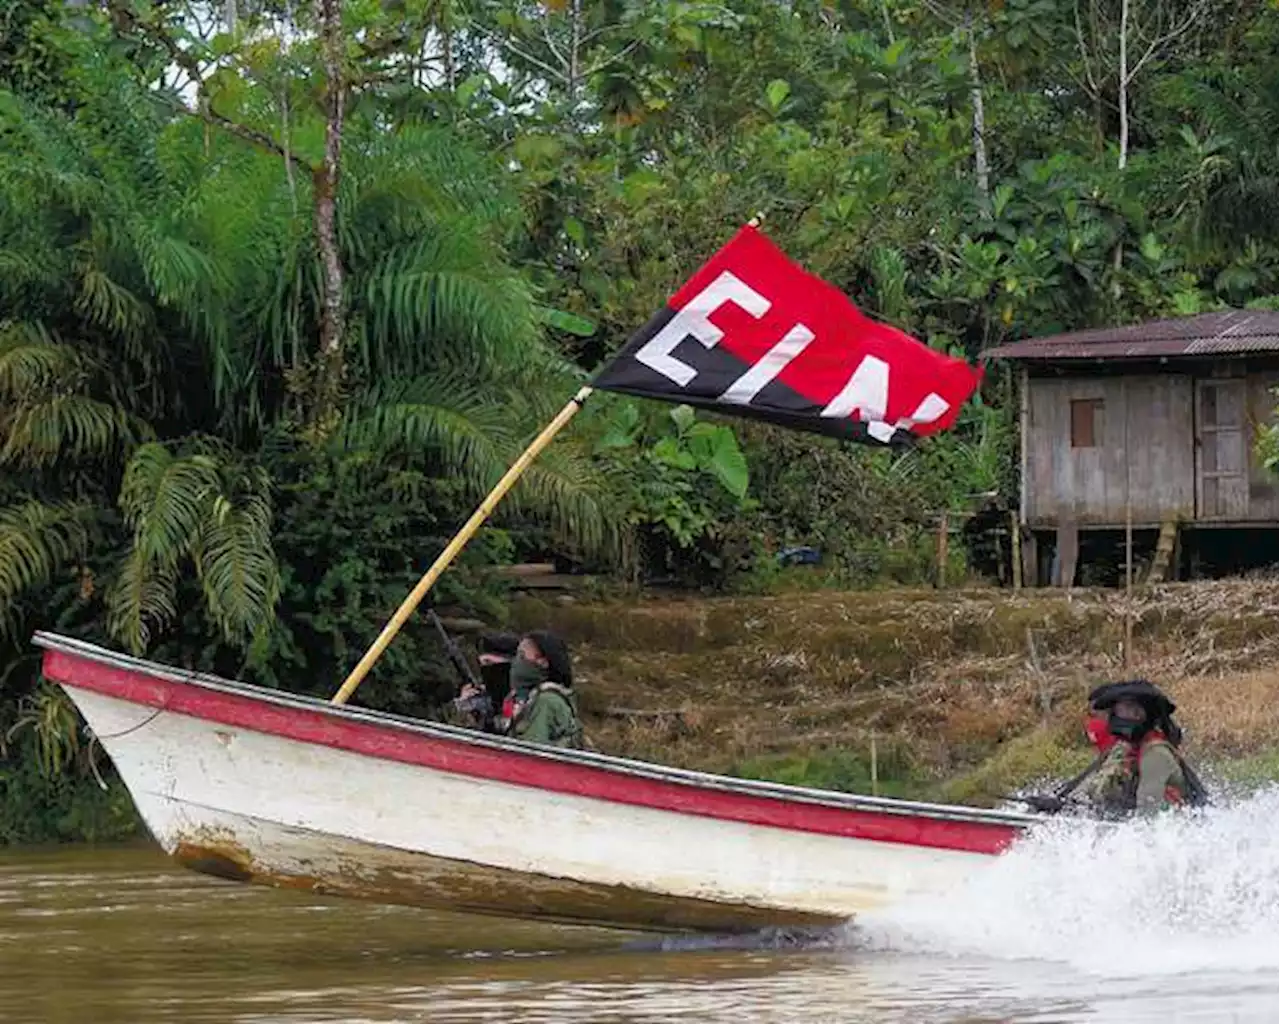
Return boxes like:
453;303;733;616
513;577;1279;803
3;578;1275;845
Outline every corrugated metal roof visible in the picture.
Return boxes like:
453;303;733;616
982;310;1279;361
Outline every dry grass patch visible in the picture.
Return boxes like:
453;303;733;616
527;580;1277;796
1164;668;1278;755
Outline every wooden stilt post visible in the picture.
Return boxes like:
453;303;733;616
1056;522;1079;587
1010;509;1022;590
330;386;594;705
1024;530;1039;588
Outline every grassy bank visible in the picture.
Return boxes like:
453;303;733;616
4;579;1274;845
513;578;1279;803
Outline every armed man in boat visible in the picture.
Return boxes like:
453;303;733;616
1025;679;1208;819
505;631;584;749
435;616;584;748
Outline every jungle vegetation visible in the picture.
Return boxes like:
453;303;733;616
1;0;1275;840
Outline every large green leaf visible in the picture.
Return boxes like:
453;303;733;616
765;79;791;112
537;305;597;337
594;401;641;451
669;405;697;434
652;436;697;470
687;424;749;499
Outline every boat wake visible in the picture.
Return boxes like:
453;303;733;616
848;787;1280;978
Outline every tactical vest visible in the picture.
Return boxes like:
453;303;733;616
1081;734;1186;814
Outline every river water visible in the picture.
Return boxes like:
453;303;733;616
1;790;1276;1024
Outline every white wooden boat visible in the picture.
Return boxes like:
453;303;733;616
35;631;1038;933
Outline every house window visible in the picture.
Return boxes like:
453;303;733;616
1070;399;1103;448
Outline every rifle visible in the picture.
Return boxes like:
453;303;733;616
1007;752;1107;814
428;608;482;691
428;609;495;728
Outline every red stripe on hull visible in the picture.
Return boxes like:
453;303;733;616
43;650;1022;856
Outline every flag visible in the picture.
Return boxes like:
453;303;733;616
591;225;981;444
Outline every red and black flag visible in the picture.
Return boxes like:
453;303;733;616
591;226;981;444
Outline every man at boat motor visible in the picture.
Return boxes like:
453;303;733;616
1026;680;1207;818
1076;681;1211;816
506;631;584;749
1018;682;1126;813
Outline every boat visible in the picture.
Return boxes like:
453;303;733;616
35;630;1039;934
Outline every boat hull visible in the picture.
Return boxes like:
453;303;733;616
37;633;1037;933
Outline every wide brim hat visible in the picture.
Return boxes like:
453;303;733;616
1089;679;1177;717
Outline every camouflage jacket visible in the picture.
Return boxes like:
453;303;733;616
511;682;583;749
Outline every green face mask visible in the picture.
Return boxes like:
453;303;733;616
509;656;546;695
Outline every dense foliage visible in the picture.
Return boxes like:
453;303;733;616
1;0;1275;839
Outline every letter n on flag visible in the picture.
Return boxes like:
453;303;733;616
591;226;981;444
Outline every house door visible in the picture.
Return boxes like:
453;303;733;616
1195;378;1249;520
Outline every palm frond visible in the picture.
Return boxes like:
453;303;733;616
195;470;280;649
343;376;621;560
342;123;523;232
0;500;96;639
106;546;179;655
119;443;223;565
340;376;521;491
111;443;282;652
0;243;67;299
0;322;83;395
0;93;108;217
130;213;224;308
0;395;145;468
358;229;540;375
76;263;154;341
510;439;622;563
1200;176;1279;246
3;684;82;777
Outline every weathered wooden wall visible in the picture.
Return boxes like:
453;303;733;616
1023;364;1277;527
1024;374;1195;526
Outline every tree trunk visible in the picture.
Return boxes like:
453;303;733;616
442;10;456;90
568;0;582;117
312;0;347;429
1112;0;1129;272
968;29;991;217
1117;0;1129;170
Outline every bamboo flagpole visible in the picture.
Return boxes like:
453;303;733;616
330;385;593;705
330;214;769;706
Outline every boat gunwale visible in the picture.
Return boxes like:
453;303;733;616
32;630;1040;830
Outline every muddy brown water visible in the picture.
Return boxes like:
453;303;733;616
0;843;1275;1024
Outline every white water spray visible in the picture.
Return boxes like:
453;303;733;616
854;787;1280;979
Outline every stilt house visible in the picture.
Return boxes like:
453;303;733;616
983;310;1279;585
